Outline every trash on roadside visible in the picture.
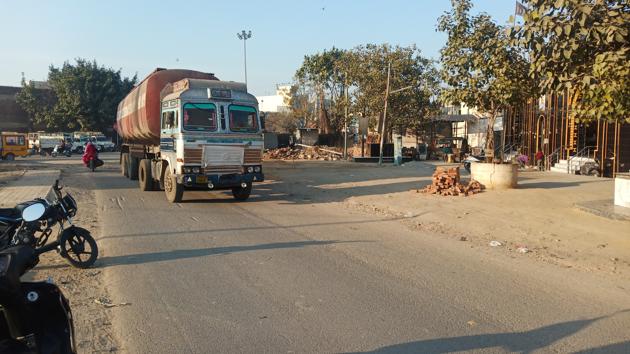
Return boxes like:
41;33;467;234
516;246;530;253
459;236;468;241
489;240;502;247
95;297;131;308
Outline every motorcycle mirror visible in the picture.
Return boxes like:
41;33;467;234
22;203;46;222
54;179;63;190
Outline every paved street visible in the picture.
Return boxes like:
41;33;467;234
34;154;623;353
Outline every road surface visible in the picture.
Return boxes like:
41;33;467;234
53;154;630;353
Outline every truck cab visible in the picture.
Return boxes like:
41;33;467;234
122;79;264;203
0;132;29;160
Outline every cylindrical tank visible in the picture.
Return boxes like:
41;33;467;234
116;69;218;145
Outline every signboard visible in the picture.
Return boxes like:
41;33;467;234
359;117;369;136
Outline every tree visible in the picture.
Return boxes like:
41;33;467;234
292;44;439;140
295;48;348;133
264;112;300;133
17;59;137;132
438;0;536;156
513;0;629;123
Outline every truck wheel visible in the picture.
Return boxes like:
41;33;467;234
139;159;156;191
232;182;252;201
121;153;129;177
4;153;14;161
164;168;183;203
128;156;139;180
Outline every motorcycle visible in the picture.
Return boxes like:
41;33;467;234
0;180;98;269
463;154;485;173
0;245;76;353
51;145;71;158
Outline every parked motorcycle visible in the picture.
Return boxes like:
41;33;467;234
463;154;485;173
0;180;98;269
0;245;76;353
51;145;71;158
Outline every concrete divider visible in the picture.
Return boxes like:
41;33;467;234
470;162;518;189
614;173;630;208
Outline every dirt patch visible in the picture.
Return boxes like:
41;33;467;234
28;168;119;353
344;171;630;280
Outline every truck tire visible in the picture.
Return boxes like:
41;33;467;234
139;159;156;191
121;153;129;177
4;153;14;161
164;168;183;203
128;156;139;180
232;182;252;201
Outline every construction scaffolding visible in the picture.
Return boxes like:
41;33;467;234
504;90;629;178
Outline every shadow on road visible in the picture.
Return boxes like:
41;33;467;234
349;310;630;354
99;217;406;241
97;240;365;267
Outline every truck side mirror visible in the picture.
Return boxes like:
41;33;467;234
166;113;175;128
260;112;266;131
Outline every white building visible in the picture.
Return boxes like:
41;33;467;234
256;84;291;113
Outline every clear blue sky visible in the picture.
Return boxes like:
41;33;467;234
0;0;515;96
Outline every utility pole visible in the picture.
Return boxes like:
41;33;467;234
344;73;349;160
237;30;252;87
379;61;391;165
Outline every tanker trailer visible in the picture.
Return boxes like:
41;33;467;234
116;68;265;203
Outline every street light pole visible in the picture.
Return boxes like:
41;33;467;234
237;30;252;87
344;73;349;160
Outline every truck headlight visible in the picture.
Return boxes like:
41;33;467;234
192;167;200;174
183;167;192;174
254;166;261;173
247;166;254;173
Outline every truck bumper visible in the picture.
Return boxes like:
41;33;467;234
179;172;264;189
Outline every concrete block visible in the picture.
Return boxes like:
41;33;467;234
614;173;630;208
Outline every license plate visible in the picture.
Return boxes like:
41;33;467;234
196;175;208;184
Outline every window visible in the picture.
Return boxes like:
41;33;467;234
229;105;258;133
183;103;217;131
5;136;25;145
162;111;177;130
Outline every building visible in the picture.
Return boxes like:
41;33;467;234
0;86;29;132
256;84;291;113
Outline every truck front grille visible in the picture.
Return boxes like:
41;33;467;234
244;149;262;164
203;146;244;167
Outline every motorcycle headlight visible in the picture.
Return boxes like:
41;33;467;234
254;166;261;173
192;167;200;174
247;166;254;173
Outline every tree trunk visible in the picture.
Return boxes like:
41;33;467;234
318;93;331;134
485;111;497;162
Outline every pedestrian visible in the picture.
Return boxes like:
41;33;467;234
535;150;544;171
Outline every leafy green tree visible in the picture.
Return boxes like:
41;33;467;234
17;59;137;132
513;0;629;123
438;0;535;156
293;44;439;140
295;47;348;133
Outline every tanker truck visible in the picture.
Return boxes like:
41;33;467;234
116;68;264;203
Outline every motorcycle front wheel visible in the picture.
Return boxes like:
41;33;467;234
59;226;98;268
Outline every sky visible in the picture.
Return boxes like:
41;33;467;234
0;0;515;96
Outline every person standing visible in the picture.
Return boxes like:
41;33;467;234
535;150;544;171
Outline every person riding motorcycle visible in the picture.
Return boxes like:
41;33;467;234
82;141;103;170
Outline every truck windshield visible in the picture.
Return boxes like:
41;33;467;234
183;103;217;131
229;105;258;133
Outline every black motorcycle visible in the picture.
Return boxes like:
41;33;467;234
0;245;76;354
0;180;98;269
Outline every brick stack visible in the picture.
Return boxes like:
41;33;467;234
420;166;484;196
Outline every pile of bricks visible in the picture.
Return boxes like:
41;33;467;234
420;166;484;196
264;146;343;161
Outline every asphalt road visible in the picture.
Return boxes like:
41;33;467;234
67;154;630;353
